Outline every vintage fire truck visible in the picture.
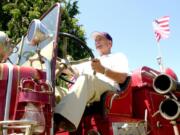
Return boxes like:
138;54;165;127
0;2;180;135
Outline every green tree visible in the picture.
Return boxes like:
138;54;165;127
0;0;90;59
59;0;91;60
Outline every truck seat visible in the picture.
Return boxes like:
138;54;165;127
84;76;132;116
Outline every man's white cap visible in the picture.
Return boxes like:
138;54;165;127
91;31;112;41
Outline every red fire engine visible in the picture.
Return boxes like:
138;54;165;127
0;3;180;135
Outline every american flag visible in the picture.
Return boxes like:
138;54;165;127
153;16;170;42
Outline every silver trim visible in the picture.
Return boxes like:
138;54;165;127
4;63;13;120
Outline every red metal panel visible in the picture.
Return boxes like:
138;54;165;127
9;65;46;120
131;66;159;88
104;78;133;117
0;64;9;120
132;80;180;135
0;64;46;121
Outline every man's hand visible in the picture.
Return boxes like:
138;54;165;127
55;60;73;77
91;58;105;74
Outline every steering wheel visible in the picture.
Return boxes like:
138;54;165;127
57;32;95;84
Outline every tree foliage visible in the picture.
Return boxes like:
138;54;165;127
0;0;90;60
59;0;90;60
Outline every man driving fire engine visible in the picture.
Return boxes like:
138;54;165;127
54;31;129;132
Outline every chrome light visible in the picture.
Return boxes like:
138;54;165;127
0;31;9;46
27;19;52;46
0;31;12;62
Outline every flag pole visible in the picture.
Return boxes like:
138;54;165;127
156;42;164;73
153;16;170;73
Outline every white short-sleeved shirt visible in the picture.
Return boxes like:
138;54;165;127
73;52;129;90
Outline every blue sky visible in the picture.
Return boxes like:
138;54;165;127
77;0;180;79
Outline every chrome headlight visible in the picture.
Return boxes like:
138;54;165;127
27;19;52;46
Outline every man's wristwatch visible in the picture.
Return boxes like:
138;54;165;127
103;67;108;75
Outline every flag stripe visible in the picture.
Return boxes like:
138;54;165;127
159;24;169;27
153;16;170;42
157;16;170;22
157;20;169;24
